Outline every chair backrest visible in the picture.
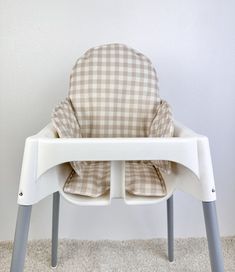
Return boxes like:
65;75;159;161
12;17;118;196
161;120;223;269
69;43;161;137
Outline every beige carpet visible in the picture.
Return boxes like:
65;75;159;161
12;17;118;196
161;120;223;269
0;238;234;272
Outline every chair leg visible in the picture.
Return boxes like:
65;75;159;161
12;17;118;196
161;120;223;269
10;205;32;272
202;201;224;272
51;192;60;268
167;195;174;262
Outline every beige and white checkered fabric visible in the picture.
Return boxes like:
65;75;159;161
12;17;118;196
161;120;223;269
150;100;174;174
51;43;174;197
125;161;166;196
64;162;110;197
69;43;161;138
52;98;83;174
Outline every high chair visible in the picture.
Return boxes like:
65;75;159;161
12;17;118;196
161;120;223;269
10;44;224;272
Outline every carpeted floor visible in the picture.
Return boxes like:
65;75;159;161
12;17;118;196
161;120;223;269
0;238;234;272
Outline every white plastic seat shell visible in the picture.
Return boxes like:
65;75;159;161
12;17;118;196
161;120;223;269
17;121;216;206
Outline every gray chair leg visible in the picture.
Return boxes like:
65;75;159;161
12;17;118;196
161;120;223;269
10;205;32;272
51;192;60;268
203;201;224;272
167;195;174;262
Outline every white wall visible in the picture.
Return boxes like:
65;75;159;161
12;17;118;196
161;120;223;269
0;0;235;241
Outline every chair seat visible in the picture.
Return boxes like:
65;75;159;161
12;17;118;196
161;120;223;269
64;161;167;197
125;161;166;196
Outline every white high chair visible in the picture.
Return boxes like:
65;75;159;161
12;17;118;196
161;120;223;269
10;45;224;272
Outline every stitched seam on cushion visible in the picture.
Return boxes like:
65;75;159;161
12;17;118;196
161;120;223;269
64;169;76;190
153;165;167;195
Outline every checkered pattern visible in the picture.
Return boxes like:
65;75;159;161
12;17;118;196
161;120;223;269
64;162;110;197
149;100;174;174
125;161;166;196
52;98;82;174
51;44;174;197
69;43;161;138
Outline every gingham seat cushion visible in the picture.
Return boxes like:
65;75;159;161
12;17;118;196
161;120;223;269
52;44;174;197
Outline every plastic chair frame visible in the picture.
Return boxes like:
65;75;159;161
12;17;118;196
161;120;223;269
10;121;224;272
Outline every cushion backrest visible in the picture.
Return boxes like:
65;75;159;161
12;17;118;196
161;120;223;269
69;43;161;137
